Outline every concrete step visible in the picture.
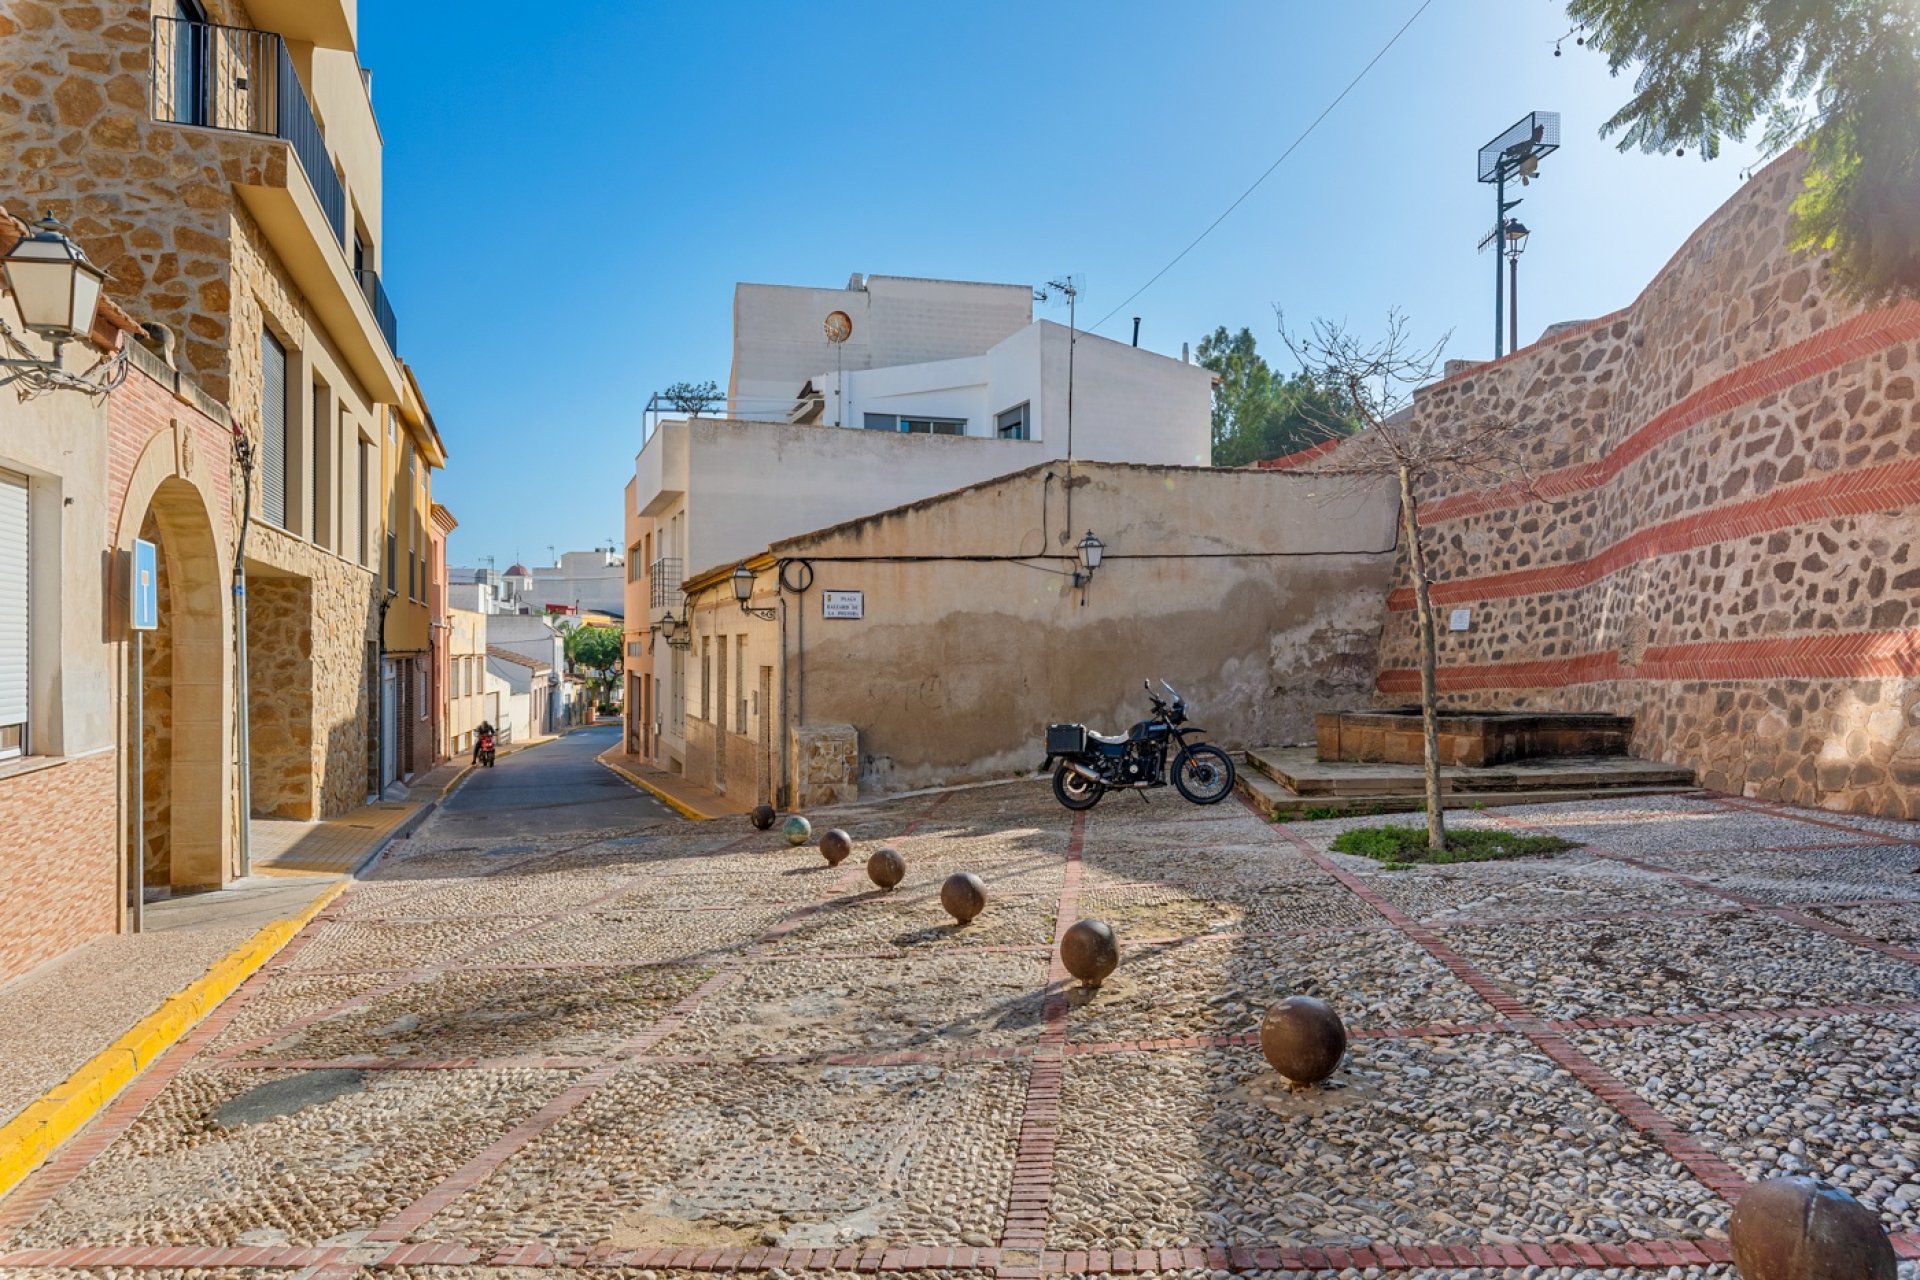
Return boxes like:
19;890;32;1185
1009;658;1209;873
1234;764;1700;821
1245;746;1695;797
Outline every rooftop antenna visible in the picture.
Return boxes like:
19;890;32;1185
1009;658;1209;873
547;544;556;566
1035;276;1082;458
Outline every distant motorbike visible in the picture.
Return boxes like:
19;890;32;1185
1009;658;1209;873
477;729;496;768
1041;680;1237;811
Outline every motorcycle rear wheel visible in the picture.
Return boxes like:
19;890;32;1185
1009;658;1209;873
1171;743;1236;804
1052;762;1105;811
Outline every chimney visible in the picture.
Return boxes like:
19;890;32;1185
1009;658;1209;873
1131;317;1141;347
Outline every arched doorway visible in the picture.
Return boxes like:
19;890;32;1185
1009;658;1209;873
127;473;229;890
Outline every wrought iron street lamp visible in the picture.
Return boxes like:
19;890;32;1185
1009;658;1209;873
1504;220;1530;355
732;564;776;621
1071;530;1105;606
0;214;125;397
653;606;691;650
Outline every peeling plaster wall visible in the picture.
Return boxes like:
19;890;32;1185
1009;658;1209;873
690;462;1398;796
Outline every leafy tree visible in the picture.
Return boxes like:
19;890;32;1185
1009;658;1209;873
1197;326;1360;467
1568;0;1920;301
662;379;722;416
565;624;624;702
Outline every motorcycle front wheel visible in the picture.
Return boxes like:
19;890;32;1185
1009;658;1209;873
1171;744;1236;804
1052;762;1105;811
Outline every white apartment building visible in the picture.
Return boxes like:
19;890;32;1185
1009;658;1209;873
450;549;626;618
626;270;1213;781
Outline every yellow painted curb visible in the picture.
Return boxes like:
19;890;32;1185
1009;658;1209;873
599;756;715;822
0;878;349;1203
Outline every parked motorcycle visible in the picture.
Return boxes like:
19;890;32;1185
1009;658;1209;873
477;729;497;768
1041;680;1237;811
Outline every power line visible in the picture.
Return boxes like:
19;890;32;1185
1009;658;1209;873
1087;0;1438;334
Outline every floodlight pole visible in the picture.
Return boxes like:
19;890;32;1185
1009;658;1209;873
1493;170;1506;358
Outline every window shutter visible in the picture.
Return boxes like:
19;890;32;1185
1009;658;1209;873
261;330;287;527
0;472;29;754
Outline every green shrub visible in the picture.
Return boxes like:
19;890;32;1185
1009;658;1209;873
1329;824;1577;865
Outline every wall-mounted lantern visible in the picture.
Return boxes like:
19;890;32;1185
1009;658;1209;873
0;214;124;397
732;564;777;621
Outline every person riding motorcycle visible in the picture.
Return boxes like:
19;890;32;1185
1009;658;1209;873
473;720;495;764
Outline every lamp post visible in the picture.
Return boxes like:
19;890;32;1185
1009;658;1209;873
1475;113;1557;358
1504;219;1530;355
0;213;122;396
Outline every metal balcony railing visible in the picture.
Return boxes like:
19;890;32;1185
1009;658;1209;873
151;18;349;257
355;267;399;352
649;558;683;609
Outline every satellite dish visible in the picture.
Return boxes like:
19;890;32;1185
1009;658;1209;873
824;310;852;343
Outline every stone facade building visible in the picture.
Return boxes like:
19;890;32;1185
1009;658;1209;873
1360;152;1919;818
1;0;444;819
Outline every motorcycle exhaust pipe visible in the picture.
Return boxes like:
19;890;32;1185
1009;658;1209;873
1064;761;1105;785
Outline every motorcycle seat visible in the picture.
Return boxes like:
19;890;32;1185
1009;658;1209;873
1088;731;1129;745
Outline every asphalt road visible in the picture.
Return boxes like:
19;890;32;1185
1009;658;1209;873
438;724;674;836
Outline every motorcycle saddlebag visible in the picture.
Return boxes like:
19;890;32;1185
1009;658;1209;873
1046;723;1088;755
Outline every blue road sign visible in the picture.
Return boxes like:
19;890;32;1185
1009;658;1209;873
132;538;158;632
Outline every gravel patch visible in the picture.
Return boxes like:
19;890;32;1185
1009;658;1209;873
473;906;796;966
10;1068;578;1247
1062;932;1494;1045
286;917;548;973
649;953;1047;1059
199;972;393;1055
1575;1013;1920;1232
1356;855;1726;926
416;1061;1025;1252
763;892;1057;955
1628;844;1920;904
1811;901;1920;951
1050;1039;1724;1249
1447;913;1920;1021
236;965;707;1061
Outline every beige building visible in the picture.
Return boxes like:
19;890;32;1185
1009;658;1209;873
443;605;489;761
675;461;1398;803
1;0;433;821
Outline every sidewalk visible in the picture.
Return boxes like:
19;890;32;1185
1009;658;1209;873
598;745;755;820
0;754;475;1197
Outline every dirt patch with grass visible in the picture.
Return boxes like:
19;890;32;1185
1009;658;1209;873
1329;824;1579;868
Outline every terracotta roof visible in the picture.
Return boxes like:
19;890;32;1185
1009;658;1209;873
487;645;551;673
506;563;532;577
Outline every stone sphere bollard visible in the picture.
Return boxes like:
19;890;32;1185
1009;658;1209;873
1260;995;1348;1086
749;804;776;831
819;829;853;866
867;846;906;890
941;873;987;925
1729;1177;1897;1280
1060;919;1119;987
782;815;812;847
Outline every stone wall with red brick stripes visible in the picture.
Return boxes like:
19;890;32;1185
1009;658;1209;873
1367;153;1920;818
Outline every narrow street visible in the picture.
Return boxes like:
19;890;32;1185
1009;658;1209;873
440;726;674;837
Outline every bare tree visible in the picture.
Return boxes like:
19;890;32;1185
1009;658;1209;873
1279;311;1533;852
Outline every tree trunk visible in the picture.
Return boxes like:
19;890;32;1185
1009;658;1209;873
1398;464;1447;852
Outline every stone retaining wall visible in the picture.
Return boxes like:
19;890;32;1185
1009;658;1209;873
1369;153;1920;818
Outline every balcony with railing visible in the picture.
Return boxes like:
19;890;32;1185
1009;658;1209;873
149;16;403;397
354;267;398;353
152;18;348;243
649;558;683;610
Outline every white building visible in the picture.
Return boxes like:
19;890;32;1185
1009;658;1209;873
627;270;1213;780
450;549;626;618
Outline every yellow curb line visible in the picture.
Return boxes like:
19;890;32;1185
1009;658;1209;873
598;755;716;822
0;877;350;1203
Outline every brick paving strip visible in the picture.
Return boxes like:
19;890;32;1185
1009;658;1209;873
10;787;1920;1274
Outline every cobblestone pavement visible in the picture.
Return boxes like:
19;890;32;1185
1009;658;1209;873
4;779;1920;1280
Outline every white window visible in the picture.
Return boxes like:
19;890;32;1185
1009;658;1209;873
0;471;26;760
995;402;1031;440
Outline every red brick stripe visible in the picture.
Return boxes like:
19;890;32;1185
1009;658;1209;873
1418;299;1920;525
1377;628;1920;693
1389;455;1920;611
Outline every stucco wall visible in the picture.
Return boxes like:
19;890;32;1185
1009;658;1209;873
1368;152;1920;818
701;461;1397;794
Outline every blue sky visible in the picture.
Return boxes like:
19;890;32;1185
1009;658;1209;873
361;1;1769;569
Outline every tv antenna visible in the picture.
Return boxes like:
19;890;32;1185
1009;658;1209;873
1034;276;1082;458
